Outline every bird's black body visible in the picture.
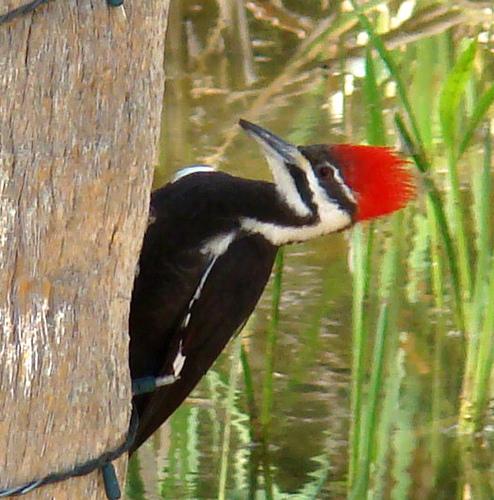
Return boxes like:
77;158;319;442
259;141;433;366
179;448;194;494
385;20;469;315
130;172;288;451
126;119;412;454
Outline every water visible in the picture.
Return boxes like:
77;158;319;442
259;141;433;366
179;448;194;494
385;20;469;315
128;1;494;498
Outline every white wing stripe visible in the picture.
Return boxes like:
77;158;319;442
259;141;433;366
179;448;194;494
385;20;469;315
180;255;218;329
172;340;186;377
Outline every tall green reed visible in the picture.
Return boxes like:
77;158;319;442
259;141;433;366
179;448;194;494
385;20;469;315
348;38;406;497
461;124;494;432
438;39;477;300
351;1;468;332
218;336;243;500
350;220;402;500
351;0;494;445
344;8;494;500
125;454;146;500
348;48;382;489
260;249;284;434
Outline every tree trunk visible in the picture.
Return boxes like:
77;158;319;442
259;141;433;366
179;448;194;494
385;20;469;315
0;1;169;497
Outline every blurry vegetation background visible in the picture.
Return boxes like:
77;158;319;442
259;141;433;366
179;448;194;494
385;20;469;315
128;1;494;499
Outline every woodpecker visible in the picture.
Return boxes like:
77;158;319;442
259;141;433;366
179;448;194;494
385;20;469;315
129;119;414;453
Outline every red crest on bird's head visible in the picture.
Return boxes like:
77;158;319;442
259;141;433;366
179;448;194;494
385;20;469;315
329;144;415;221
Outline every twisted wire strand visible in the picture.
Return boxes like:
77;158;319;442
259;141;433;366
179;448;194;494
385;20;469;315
0;408;138;499
0;0;51;25
0;374;176;498
0;0;122;25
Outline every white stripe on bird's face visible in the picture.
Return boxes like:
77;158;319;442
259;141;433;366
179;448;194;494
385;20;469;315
240;149;353;245
240;120;313;218
324;161;357;204
300;153;353;228
261;147;313;218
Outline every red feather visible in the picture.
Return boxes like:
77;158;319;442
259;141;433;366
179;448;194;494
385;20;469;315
329;144;415;221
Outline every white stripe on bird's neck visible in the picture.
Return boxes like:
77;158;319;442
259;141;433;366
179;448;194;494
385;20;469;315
240;207;351;246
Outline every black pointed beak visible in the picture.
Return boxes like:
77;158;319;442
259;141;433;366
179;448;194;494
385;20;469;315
239;119;298;164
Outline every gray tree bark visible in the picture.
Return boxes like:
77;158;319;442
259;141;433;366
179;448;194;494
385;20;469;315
0;1;169;497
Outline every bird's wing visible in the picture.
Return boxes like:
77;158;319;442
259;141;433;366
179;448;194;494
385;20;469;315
129;231;210;381
130;234;277;453
130;171;236;399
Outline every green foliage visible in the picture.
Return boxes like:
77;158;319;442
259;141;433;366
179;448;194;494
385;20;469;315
363;48;386;146
125;454;146;500
137;2;494;498
261;249;284;433
439;40;477;153
439;40;477;299
459;84;494;157
218;336;243;500
349;4;494;497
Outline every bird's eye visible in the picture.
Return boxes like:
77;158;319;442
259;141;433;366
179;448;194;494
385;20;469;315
319;166;333;179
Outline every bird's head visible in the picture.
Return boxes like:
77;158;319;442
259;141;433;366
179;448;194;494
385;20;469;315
239;119;414;233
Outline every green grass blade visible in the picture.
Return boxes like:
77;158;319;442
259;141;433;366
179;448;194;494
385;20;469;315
350;302;390;500
394;113;428;173
391;364;418;500
458;84;494;158
411;38;436;151
125;453;145;500
406;213;430;304
240;343;258;433
395;114;464;328
363;47;386;146
261;249;284;432
371;336;405;499
349;225;374;488
349;45;384;490
439;40;477;299
470;124;492;333
471;254;494;429
424;180;465;329
462;125;493;431
218;336;243;500
439;39;477;152
350;222;400;499
426;197;446;310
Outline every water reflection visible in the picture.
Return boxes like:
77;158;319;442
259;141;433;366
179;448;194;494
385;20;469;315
129;1;494;498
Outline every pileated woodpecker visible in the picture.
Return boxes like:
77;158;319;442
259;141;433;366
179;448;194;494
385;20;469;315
129;119;414;452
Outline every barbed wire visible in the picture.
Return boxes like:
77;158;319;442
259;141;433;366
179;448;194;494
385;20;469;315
0;0;123;26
